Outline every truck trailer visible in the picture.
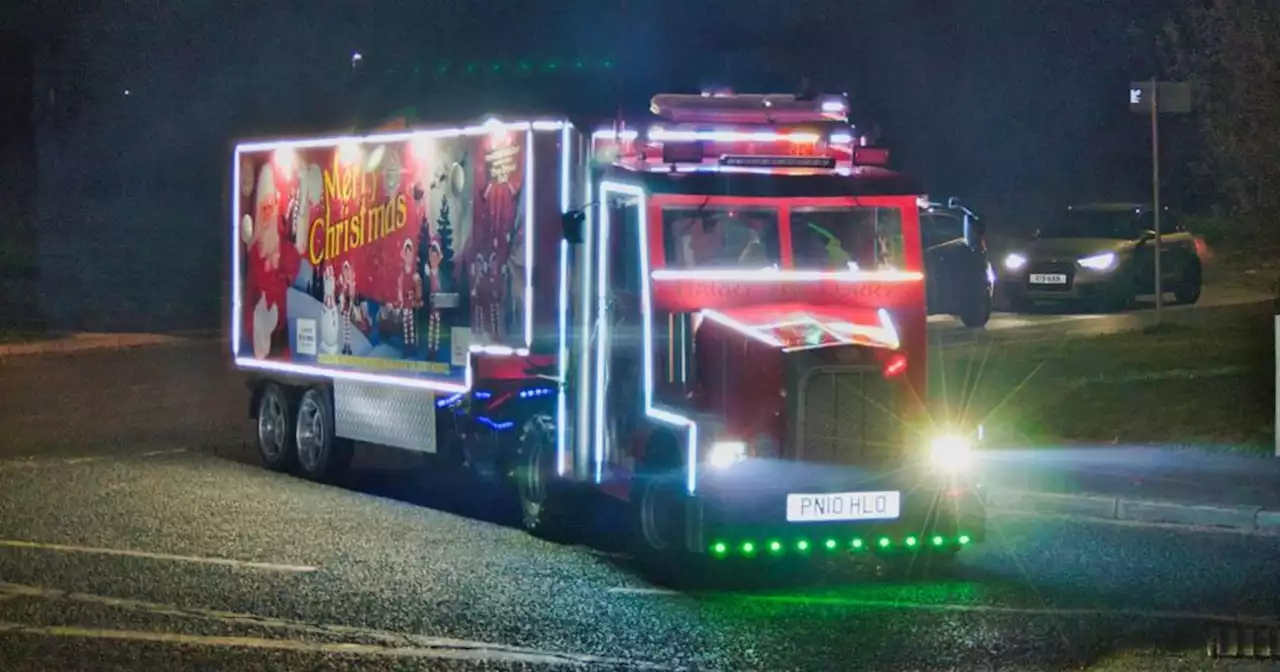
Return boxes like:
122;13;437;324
231;91;985;570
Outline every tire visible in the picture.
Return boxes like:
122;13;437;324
513;414;576;540
1174;258;1203;305
293;387;353;483
255;383;297;471
959;290;992;328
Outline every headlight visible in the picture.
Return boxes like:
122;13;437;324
1078;252;1118;271
1003;253;1027;271
707;440;747;469
928;434;973;473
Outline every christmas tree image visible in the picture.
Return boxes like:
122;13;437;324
435;196;456;293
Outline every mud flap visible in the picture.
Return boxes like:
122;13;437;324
684;494;705;554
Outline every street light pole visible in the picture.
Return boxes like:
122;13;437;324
1150;75;1163;319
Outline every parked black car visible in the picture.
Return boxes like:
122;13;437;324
920;198;994;327
997;203;1202;312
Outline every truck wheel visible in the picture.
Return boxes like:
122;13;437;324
1174;259;1202;305
514;414;575;540
959;291;992;328
293;387;353;483
255;384;297;471
631;459;688;568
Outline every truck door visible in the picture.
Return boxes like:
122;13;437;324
598;191;646;481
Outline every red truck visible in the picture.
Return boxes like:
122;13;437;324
231;91;984;572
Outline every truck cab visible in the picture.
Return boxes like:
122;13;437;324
544;93;985;567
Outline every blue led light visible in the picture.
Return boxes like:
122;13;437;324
477;416;515;431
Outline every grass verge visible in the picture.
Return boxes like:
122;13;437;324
928;323;1274;453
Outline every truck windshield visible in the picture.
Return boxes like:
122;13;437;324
663;207;781;269
790;206;906;271
1044;209;1150;239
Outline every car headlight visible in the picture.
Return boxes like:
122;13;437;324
928;433;973;473
1078;252;1117;271
1003;253;1027;271
707;440;747;469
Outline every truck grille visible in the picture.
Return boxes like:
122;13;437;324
795;367;901;466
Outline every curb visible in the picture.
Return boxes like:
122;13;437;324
985;487;1280;535
0;333;217;358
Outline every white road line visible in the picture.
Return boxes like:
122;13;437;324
611;587;1280;628
607;587;682;596
0;583;674;669
0;540;318;573
138;448;188;457
0;623;673;668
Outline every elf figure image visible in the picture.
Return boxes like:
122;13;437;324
426;238;444;355
397;238;423;351
339;260;358;355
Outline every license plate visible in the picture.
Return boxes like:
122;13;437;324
1029;273;1067;285
786;490;901;523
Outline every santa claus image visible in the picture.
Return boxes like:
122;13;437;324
397;238;424;352
243;161;302;360
318;264;340;355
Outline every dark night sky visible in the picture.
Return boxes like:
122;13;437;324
11;0;1186;330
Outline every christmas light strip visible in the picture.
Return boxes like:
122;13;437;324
699;309;785;348
524;128;535;348
651;268;924;282
556;124;573;475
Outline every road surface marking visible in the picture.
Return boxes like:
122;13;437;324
0;583;674;670
611;586;1280;628
0;623;673;668
62;457;103;465
608;587;682;596
0;540;318;573
139;448;188;457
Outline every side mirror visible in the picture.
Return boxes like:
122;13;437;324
1138;229;1156;243
561;211;585;245
947;196;960;209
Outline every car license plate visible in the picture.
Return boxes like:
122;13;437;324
1029;273;1067;285
786;491;901;523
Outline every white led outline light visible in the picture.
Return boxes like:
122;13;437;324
648;128;820;144
597;181;701;494
700;309;785;347
555;123;573;476
591;129;639;140
469;344;530;357
651;268;924;282
230;119;568;394
592;181;611;484
577;170;595;482
523;128;535;348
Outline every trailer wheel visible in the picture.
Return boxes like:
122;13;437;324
293;387;353;483
255;384;297;471
514;414;574;540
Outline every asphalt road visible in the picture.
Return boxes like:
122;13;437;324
927;281;1272;348
4;341;1280;670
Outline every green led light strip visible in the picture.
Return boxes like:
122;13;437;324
709;533;973;558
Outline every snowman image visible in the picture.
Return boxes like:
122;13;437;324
318;265;340;355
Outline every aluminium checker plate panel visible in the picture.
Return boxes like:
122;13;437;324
333;380;437;453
